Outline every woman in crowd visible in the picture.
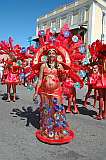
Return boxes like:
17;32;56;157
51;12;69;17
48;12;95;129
61;70;83;114
84;57;98;108
33;46;74;144
89;43;106;120
2;54;21;102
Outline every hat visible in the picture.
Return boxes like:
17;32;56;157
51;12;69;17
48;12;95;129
47;44;57;52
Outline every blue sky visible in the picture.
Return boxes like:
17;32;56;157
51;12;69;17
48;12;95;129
0;0;106;49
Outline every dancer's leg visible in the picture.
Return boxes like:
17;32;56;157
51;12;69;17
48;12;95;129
66;96;72;113
73;88;79;113
103;88;106;119
84;85;92;106
94;89;98;108
94;88;103;120
6;83;11;102
12;83;16;102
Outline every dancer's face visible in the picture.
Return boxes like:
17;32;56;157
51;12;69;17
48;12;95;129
47;50;56;62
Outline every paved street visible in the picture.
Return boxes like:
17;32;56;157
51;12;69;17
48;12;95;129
0;82;106;160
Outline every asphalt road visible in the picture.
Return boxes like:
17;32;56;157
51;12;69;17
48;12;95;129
0;82;106;160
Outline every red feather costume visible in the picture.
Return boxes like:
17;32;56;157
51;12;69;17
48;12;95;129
32;23;85;144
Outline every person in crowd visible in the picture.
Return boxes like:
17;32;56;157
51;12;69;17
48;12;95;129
33;46;74;144
61;70;83;114
84;57;98;108
89;44;106;120
2;54;21;102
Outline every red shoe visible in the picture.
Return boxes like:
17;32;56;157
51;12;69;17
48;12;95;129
5;99;10;102
66;110;72;113
13;99;16;102
102;113;106;119
93;115;102;120
93;105;97;108
73;110;80;114
84;102;87;107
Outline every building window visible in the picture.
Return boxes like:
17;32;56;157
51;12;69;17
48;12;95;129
47;21;52;29
66;13;73;26
56;17;61;30
102;12;106;27
78;8;86;23
39;23;44;31
80;31;85;43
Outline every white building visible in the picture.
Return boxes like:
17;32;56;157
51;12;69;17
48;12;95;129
33;0;106;57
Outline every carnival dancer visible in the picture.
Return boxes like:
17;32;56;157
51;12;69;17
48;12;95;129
61;36;85;113
89;40;106;120
31;23;85;143
84;57;98;108
2;54;21;102
61;70;84;114
33;47;74;144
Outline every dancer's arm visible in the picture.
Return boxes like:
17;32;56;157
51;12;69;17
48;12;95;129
57;64;66;81
33;63;44;100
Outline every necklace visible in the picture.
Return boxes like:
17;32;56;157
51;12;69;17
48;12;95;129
47;60;57;69
49;63;55;69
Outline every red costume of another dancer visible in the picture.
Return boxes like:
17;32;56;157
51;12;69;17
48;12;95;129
84;57;98;108
89;41;106;119
0;37;34;101
2;55;21;102
62;70;84;114
93;59;106;88
2;65;20;83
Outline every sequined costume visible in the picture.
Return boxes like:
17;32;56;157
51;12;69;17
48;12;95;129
2;64;21;84
36;63;74;144
92;59;106;88
61;78;74;98
61;71;84;98
85;65;98;85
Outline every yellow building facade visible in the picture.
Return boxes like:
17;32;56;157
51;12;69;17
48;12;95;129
33;0;106;57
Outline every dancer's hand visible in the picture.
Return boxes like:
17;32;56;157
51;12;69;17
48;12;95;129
33;94;38;101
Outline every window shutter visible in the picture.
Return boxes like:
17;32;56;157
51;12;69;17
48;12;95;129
79;8;86;23
66;13;72;26
47;21;52;28
56;18;60;30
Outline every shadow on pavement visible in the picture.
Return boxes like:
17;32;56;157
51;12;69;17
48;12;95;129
64;99;97;118
12;106;40;129
77;106;97;117
0;93;19;101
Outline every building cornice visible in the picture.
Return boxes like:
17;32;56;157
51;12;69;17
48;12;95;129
36;0;106;25
95;0;106;12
